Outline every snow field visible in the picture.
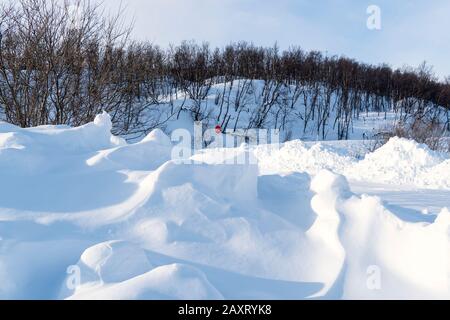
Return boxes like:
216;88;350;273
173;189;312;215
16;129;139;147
0;113;448;299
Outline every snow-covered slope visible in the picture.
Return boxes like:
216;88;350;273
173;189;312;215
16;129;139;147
0;113;448;299
134;80;414;143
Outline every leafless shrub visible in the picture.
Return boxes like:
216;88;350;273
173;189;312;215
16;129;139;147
375;118;450;152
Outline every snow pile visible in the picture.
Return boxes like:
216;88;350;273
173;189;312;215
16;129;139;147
255;136;450;190
347;137;448;188
0;114;449;300
252;137;450;190
255;140;354;176
417;159;450;190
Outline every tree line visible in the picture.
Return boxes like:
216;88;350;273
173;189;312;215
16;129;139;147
0;0;449;140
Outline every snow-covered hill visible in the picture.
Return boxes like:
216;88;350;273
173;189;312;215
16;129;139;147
122;79;450;145
0;113;448;299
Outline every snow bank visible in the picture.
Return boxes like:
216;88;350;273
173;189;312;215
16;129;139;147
255;140;353;176
0;115;449;299
347;137;445;186
255;137;450;190
0;112;122;175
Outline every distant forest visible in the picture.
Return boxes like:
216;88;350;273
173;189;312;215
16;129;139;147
1;0;449;139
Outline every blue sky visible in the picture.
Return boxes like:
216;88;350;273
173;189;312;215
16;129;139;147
108;0;449;78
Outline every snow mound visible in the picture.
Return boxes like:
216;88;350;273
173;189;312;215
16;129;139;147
255;140;353;175
0;112;122;175
0;132;28;149
76;241;153;284
141;128;172;146
93;111;112;128
79;263;224;300
417;159;450;189
63;242;222;300
310;169;351;196
254;137;450;190
348;137;446;186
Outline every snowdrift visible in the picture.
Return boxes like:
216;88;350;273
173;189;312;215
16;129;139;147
0;114;448;299
256;136;450;190
348;137;447;188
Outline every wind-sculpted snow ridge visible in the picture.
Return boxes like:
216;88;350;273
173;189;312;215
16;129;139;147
0;113;449;299
60;241;223;300
310;170;449;299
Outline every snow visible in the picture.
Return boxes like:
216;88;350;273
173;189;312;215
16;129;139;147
59;241;223;300
0;112;449;300
137;80;414;144
76;241;154;284
255;140;354;176
348;137;446;187
338;193;449;299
